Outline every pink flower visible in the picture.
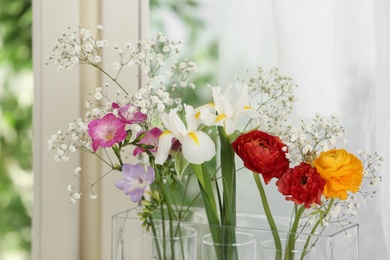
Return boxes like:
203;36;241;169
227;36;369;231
112;102;147;124
87;113;127;151
133;128;163;156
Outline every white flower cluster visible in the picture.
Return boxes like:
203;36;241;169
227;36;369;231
281;114;346;165
109;32;182;81
92;31;196;119
48;25;107;70
239;67;298;134
46;118;90;162
163;59;198;111
118;40;198;118
84;86;117;119
67;167;98;203
168;59;198;89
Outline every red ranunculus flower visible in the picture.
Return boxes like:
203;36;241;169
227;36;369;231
276;162;326;208
232;130;289;184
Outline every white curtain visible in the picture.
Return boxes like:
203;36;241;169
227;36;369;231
219;0;390;259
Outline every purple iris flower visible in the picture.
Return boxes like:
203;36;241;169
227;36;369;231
115;164;155;202
112;102;147;124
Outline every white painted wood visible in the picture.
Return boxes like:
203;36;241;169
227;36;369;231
33;1;148;259
33;0;81;259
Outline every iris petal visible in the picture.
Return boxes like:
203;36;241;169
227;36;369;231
155;131;175;165
182;131;215;164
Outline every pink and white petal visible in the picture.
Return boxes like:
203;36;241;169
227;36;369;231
132;147;145;156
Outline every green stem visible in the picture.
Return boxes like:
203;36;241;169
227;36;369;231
218;127;238;260
285;205;305;260
92;64;128;94
218;126;236;227
160;203;167;259
253;172;282;260
149;210;163;260
191;163;224;259
300;199;335;260
167;209;176;260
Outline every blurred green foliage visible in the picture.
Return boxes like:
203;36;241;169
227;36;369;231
0;0;32;70
0;0;32;259
150;0;219;106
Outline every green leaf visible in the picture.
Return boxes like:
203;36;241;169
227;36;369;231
191;163;219;224
174;151;189;183
218;126;236;227
123;130;132;145
227;129;242;143
131;131;146;144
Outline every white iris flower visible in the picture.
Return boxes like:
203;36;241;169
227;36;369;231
155;104;216;165
197;84;261;135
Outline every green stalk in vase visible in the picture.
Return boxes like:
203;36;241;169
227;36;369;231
191;163;223;260
218;126;238;260
300;199;335;260
284;205;305;260
253;173;283;260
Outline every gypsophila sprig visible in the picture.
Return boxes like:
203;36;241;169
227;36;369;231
281;114;347;165
48;25;107;71
238;67;298;135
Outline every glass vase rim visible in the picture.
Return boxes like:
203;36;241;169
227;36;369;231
202;232;256;247
142;223;197;240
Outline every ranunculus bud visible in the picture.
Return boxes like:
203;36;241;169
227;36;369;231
276;163;326;208
313;149;363;200
232;130;289;184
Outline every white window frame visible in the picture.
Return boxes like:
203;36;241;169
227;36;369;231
32;1;148;259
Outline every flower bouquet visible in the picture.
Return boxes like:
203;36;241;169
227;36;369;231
47;26;383;260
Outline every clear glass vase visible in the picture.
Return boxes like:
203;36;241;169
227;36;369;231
112;207;359;260
202;232;256;260
142;222;197;260
260;238;315;259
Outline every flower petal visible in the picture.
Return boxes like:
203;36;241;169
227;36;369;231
182;131;215;164
184;105;197;132
166;108;187;139
155;131;175;164
116;163;154;203
145;166;155;184
87;113;127;151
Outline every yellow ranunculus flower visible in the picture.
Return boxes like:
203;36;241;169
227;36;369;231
313;149;363;200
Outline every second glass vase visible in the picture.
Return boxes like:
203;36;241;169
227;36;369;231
142;222;197;260
202;232;256;260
